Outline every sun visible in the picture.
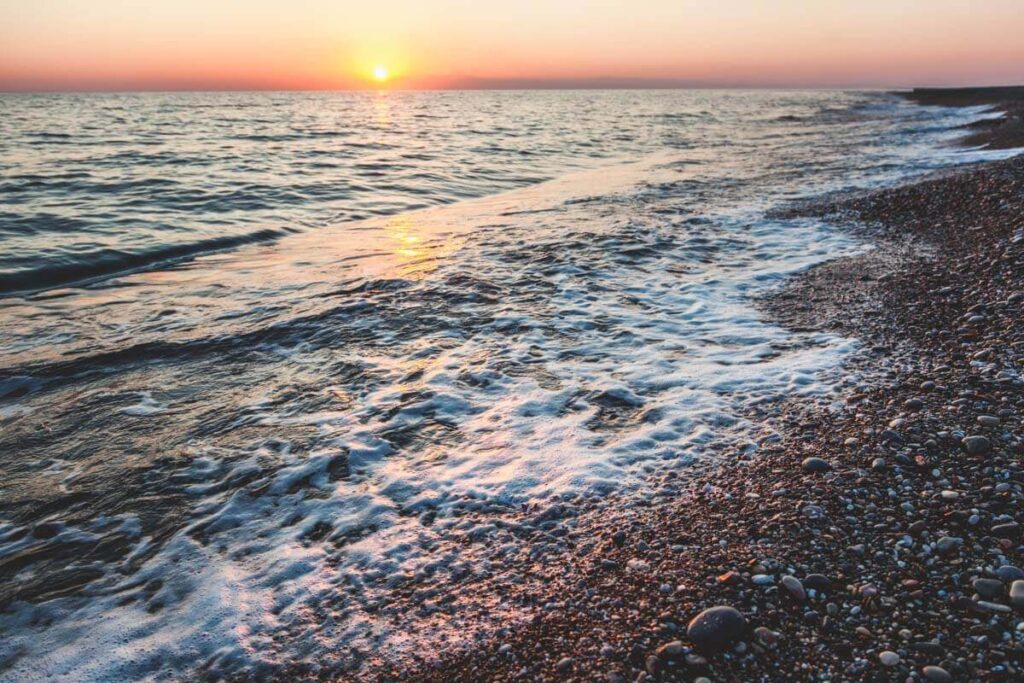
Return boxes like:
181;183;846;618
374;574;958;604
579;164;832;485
373;65;389;83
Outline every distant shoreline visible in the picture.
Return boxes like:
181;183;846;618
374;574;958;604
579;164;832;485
897;85;1024;149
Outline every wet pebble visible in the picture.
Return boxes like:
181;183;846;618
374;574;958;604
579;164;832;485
781;575;806;602
961;435;991;455
922;665;953;683
878;651;900;667
801;457;832;473
686;605;746;651
1010;579;1024;609
972;578;1004;599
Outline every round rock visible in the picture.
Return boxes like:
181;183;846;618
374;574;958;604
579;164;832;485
961;435;991;455
801;457;832;473
686;606;747;651
996;565;1024;583
803;573;832;593
781;575;806;602
878;651;900;667
922;665;952;683
1010;579;1024;609
972;577;1005;600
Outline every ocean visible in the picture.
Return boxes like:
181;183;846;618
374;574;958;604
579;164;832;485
0;90;1010;679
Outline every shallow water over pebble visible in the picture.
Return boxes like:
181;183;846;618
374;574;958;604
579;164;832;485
0;91;1012;679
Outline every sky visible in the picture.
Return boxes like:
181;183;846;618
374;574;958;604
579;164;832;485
1;0;1023;91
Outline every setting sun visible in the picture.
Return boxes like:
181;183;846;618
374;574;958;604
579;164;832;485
373;65;389;82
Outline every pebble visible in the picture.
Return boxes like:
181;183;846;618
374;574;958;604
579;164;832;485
655;640;684;658
802;505;824;519
1010;580;1024;609
781;575;806;602
991;521;1020;538
935;536;963;554
972;578;1005;599
878;651;900;666
977;415;1000;427
976;600;1011;613
801;457;832;473
922;665;953;683
753;626;781;647
961;435;991;455
803;574;832;592
686;605;747;651
751;574;773;585
556;657;573;673
996;565;1024;582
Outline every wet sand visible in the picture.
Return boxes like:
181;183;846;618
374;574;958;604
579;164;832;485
366;90;1024;682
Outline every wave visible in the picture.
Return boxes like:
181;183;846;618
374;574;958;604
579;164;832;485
0;228;294;297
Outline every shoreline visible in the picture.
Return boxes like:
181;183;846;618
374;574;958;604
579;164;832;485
369;90;1024;681
901;87;1024;150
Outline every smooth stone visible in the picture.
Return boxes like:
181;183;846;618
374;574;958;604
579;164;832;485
753;626;781;647
922;665;953;683
751;574;773;585
935;536;963;554
905;398;924;411
686;654;708;669
996;565;1024;582
556;657;573;673
803;574;832;592
977;415;1000;427
781;575;806;602
802;505;825;519
1011;580;1024;609
973;578;1005;599
656;640;684;658
976;600;1011;613
878;651;900;666
961;435;991;455
686;606;747;651
991;522;1020;538
801;457;832;473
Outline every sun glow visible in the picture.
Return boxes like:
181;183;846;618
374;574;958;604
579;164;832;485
373;65;389;82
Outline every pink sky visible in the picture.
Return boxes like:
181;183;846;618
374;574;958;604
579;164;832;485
1;1;1023;91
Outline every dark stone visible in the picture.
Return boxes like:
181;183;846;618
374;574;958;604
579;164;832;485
801;457;832;473
803;574;832;592
995;565;1024;582
991;522;1020;538
686;606;746;651
972;578;1005;600
961;435;991;455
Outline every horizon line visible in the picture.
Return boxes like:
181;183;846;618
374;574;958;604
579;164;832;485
4;76;1023;95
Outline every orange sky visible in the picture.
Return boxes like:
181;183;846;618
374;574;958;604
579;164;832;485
1;1;1023;91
